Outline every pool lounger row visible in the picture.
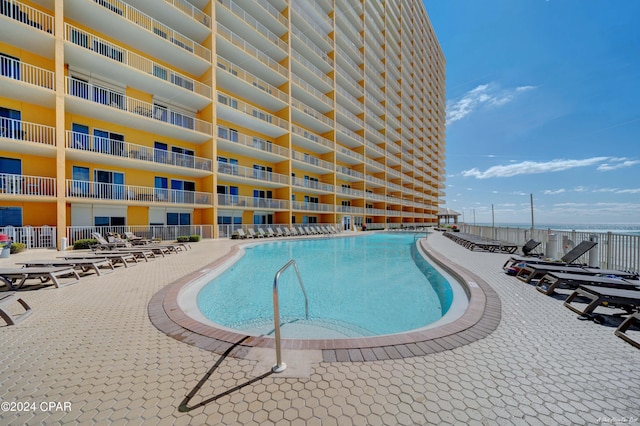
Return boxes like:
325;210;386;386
0;266;81;290
444;231;518;254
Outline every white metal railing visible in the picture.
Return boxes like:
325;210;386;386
66;77;212;135
462;225;640;273
336;166;363;179
291;24;332;67
290;2;332;47
291;201;334;212
339;187;364;197
65;24;211;98
217;127;288;157
336;123;364;144
291;177;334;192
217;162;289;185
0;118;55;146
66;179;212;205
291;74;332;107
217;24;288;77
336;145;364;162
0;225;56;249
217;91;289;130
0;173;56;196
218;0;287;52
291;50;333;86
92;0;210;60
217;194;289;210
0;0;54;34
255;0;287;26
216;58;287;102
290;126;334;150
0;55;54;90
164;0;210;26
66;131;212;171
291;151;334;171
66;225;213;245
291;99;334;128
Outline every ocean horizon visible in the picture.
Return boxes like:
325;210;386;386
463;222;640;235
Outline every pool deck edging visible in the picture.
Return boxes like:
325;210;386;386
148;234;502;362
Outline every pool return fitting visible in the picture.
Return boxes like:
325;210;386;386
272;259;309;373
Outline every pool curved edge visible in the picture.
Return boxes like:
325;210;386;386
148;236;502;362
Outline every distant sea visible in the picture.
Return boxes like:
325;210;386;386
468;223;640;236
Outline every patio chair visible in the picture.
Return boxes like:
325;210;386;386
521;239;542;257
257;228;268;238
16;258;115;276
90;232;130;250
289;227;299;236
234;229;248;239
124;231;151;245
503;240;597;271
615;311;640;349
275;227;286;237
0;292;32;325
281;227;291;237
564;285;640;318
535;271;640;295
268;227;281;237
0;266;81;290
248;229;261;238
516;263;599;283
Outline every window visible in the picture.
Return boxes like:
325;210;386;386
154;176;168;202
253;165;272;180
217;94;238;109
94;216;125;226
0;107;21;140
171;146;195;168
167;212;191;225
253;189;272;208
92;39;123;62
94;170;124;199
71;123;89;149
154;142;168;164
94;129;124;155
0;207;22;226
171;179;195;204
0;53;20;80
153;65;168;81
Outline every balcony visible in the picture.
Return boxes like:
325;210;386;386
291;150;334;174
291;24;333;73
65;131;212;177
65;77;212;143
216;59;288;111
0;56;55;107
0;0;54;58
125;0;211;41
291;99;334;134
291;201;334;212
291;51;333;93
217;194;289;210
216;162;289;188
65;0;211;75
216;92;288;138
0;118;56;156
291;126;333;153
291;74;333;114
65;25;211;109
336;166;364;182
0;173;56;199
216;24;288;84
217;128;288;163
66;179;212;206
291;177;334;193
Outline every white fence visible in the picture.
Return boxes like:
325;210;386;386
461;225;640;273
66;225;213;245
0;225;56;249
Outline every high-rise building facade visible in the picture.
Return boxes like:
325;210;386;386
0;0;445;247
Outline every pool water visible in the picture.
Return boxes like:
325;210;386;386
196;233;459;338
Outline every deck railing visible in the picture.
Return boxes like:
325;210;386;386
461;224;640;273
66;179;212;206
0;118;55;145
0;55;54;90
217;194;289;210
0;225;56;249
0;173;56;196
66;131;212;172
1;0;54;34
66;225;213;245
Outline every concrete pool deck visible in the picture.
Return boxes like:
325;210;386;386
0;232;639;424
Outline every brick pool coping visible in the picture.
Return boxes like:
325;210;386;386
148;236;502;362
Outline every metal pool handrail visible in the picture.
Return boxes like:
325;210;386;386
272;259;309;373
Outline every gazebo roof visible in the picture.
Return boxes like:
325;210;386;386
437;208;461;217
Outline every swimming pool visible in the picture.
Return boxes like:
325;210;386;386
182;233;468;339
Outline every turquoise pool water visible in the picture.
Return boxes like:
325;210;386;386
195;233;460;338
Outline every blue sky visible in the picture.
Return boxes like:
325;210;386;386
423;0;640;225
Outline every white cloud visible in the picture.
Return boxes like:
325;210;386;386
597;159;640;171
446;83;536;124
461;157;609;179
544;189;566;195
616;188;640;194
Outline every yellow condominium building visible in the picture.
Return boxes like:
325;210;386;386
0;0;445;248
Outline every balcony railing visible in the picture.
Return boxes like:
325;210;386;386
217;194;289;210
217;0;287;52
216;58;287;102
66;131;212;172
291;151;334;171
291;201;334;212
0;55;54;90
217;24;287;77
0;173;56;196
217;91;288;130
291;99;334;128
0;0;54;33
92;0;210;61
217;162;289;185
65;25;211;98
0;118;55;146
217;127;289;157
164;0;210;27
66;179;211;205
66;77;212;135
291;126;333;150
291;177;334;192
